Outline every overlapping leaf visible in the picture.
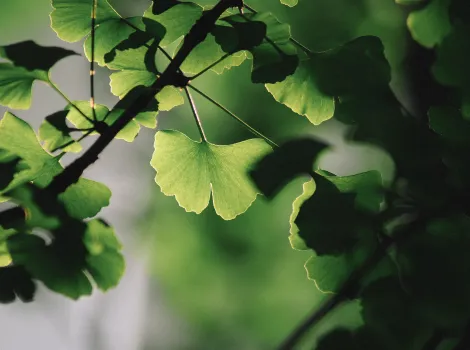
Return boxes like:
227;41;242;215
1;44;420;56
0;112;111;220
151;130;272;220
144;1;203;47
65;100;158;141
0;41;76;109
39;110;82;153
50;0;150;66
265;58;335;125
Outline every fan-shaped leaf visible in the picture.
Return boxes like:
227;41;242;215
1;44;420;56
143;2;203;47
151;130;272;220
0;41;76;109
266;58;335;125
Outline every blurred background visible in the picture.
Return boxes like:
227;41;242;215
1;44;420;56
0;0;405;349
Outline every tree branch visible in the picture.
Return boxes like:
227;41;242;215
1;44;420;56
276;217;427;350
0;0;241;226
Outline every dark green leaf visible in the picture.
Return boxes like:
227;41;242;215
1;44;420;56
0;266;36;303
143;2;203;47
39;110;82;153
250;138;328;198
0;40;77;71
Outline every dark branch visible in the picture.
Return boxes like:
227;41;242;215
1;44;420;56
0;0;240;227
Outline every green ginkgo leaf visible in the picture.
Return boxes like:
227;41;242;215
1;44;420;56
281;0;299;6
143;2;203;47
156;86;185;111
244;12;299;83
0;41;76;109
0;112;111;220
39;110;82;153
266;58;335;125
180;34;247;75
150;130;272;220
7;218;124;299
83;17;144;66
407;0;452;48
50;0;120;42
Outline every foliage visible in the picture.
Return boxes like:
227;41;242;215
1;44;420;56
0;0;470;349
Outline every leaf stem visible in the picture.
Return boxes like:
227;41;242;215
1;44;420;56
189;53;233;80
54;129;94;154
47;77;94;124
188;84;278;148
184;86;207;141
90;0;98;122
243;3;313;55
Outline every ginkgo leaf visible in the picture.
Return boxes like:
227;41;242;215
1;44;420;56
292;172;382;255
156;86;184;111
180;34;248;75
407;0;452;48
7;218;124;299
0;266;36;303
242;12;299;83
0;41;76;109
50;0;120;42
0;40;77;71
212;17;266;53
289;179;314;250
106;43;160;99
83;17;144;66
150;130;272;220
265;58;335;125
281;0;299;6
39;110;82;153
143;2;203;47
251;138;328;198
59;179;112;220
0;112;111;220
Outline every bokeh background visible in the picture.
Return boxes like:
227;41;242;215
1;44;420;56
0;0;406;349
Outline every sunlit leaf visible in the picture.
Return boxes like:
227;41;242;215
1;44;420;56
280;0;298;7
39;110;82;153
0;113;111;220
265;58;335;125
0;41;76;109
151;130;272;220
156;86;184;111
50;0;120;42
143;2;203;47
407;0;452;48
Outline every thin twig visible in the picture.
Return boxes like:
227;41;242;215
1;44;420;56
188;84;278;148
276;217;427;350
90;0;98;122
54;129;94;154
189;52;232;80
184;87;207;141
243;3;313;55
47;78;94;124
